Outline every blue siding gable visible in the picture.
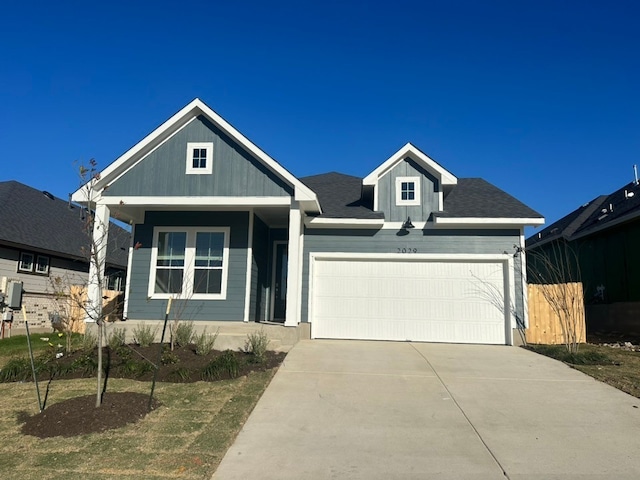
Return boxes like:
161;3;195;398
104;116;293;197
377;158;440;222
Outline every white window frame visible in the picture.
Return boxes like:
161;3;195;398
395;176;421;206
35;255;50;275
185;142;214;175
18;252;35;272
148;226;230;300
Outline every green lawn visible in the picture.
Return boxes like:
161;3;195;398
0;334;81;367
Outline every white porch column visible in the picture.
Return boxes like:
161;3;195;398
285;205;302;327
86;204;110;323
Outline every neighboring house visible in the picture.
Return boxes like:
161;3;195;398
0;181;129;329
73;99;543;345
526;177;640;334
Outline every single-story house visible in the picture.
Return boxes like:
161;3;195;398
526;176;640;334
73;99;543;345
0;181;129;329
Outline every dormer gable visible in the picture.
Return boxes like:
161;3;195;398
362;143;457;222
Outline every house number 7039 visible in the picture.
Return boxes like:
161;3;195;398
397;247;417;253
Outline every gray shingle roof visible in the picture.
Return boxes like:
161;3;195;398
435;178;543;219
300;173;542;221
0;181;129;267
300;172;384;219
527;181;640;247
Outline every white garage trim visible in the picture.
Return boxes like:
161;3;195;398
308;252;515;345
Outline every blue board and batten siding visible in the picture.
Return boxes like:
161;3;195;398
376;159;440;222
300;228;524;323
126;211;250;322
103;116;293;197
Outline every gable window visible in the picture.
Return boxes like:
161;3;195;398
149;227;229;299
395;176;421;206
18;252;50;275
186;142;213;175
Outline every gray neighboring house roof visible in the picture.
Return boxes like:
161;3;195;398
526;180;640;248
0;181;129;268
301;173;542;221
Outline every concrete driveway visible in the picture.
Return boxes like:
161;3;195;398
214;340;640;479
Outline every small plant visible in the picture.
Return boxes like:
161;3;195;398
194;327;219;356
244;329;270;363
201;350;239;380
132;324;158;347
0;357;32;382
117;359;155;378
108;327;126;350
82;330;98;352
169;366;192;382
161;349;180;366
528;344;611;365
70;354;98;376
174;321;196;347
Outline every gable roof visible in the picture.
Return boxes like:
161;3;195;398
363;142;458;187
300;173;543;225
528;180;640;247
0;181;129;267
72;98;320;212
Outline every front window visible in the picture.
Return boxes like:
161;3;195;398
35;255;50;274
150;227;229;299
395;176;421;206
18;252;50;275
186;142;213;174
19;253;34;272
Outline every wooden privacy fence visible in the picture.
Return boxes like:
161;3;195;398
526;282;586;345
66;286;123;334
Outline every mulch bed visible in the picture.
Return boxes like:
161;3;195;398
13;344;286;439
20;392;159;438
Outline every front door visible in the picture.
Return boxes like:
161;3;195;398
271;242;288;322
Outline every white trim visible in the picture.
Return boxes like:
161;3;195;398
72;98;321;212
285;206;301;326
243;210;254;322
519;228;529;329
307;252;515;345
86;204;110;322
98;196;292;207
433;217;545;226
123;227;135;319
270;241;288;321
185;142;213;175
35;255;50;274
381;221;428;229
304;217;385;229
395;176;421;206
148;226;230;300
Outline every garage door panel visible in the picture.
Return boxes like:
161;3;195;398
311;258;507;344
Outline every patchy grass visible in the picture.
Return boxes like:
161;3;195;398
527;343;640;399
0;371;276;479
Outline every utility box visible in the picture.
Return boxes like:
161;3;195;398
6;281;23;309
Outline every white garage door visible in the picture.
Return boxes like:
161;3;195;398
310;257;509;345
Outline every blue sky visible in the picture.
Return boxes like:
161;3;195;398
2;1;639;234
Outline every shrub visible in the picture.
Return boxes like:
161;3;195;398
108;328;126;350
132;324;158;347
117;359;155;378
194;327;219;356
0;357;32;382
174;321;195;347
244;329;270;363
161;349;180;365
528;344;611;365
82;330;98;352
201;350;239;380
70;354;98;376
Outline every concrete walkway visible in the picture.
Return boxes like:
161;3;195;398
214;340;640;479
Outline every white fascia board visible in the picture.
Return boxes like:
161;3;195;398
310;252;511;262
433;217;545;227
75;98;321;212
363;142;458;187
71;179;101;204
304;217;385;229
97;196;292;207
